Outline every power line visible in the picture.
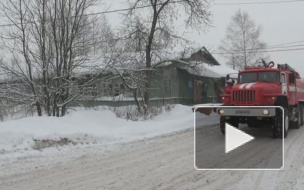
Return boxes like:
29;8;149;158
215;43;304;52
215;0;304;5
247;44;304;51
0;0;303;28
266;44;304;49
213;47;304;54
0;0;303;55
214;39;304;52
267;40;304;48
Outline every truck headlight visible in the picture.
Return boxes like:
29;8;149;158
218;109;225;115
262;109;270;115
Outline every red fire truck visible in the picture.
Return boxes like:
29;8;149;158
202;61;304;138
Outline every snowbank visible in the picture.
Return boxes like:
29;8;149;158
0;105;219;157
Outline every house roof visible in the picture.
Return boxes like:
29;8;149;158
176;62;237;78
197;64;238;78
181;47;220;65
73;46;221;76
156;47;237;78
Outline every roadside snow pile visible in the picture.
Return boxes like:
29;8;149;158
0;105;219;156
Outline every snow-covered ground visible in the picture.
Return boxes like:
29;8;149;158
0;105;218;163
2;105;304;190
2;116;304;190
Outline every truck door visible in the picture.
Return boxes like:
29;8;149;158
281;73;287;95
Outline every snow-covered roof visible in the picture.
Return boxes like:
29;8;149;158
177;62;237;78
199;64;238;78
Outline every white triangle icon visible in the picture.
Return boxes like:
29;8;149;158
225;123;255;154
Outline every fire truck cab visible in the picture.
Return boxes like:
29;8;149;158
218;62;304;138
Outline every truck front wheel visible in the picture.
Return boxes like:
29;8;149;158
220;116;238;135
220;116;225;134
273;108;289;138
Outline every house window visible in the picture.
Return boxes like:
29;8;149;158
108;84;113;96
188;80;193;89
202;83;208;98
114;83;120;96
164;79;171;95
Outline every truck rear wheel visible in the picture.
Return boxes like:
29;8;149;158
273;108;289;138
291;106;301;129
294;109;301;129
300;103;304;126
294;104;303;129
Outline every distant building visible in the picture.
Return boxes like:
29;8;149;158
76;47;237;107
150;47;236;105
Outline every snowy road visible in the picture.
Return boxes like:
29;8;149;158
1;125;304;190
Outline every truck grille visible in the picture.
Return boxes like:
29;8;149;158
232;90;256;104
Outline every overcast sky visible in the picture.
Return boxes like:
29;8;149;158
101;0;304;76
202;0;304;75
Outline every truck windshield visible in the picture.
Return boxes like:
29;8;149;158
239;72;257;83
259;71;279;82
239;72;279;83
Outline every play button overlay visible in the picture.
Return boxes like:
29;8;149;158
225;123;254;153
194;106;284;170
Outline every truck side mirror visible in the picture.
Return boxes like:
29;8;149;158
226;79;235;86
226;74;230;80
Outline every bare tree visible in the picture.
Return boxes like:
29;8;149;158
118;0;212;114
219;9;268;70
0;0;110;117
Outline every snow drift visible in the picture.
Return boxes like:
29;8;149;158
0;105;219;157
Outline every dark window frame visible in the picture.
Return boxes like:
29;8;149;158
258;71;280;83
239;71;280;83
289;72;295;84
